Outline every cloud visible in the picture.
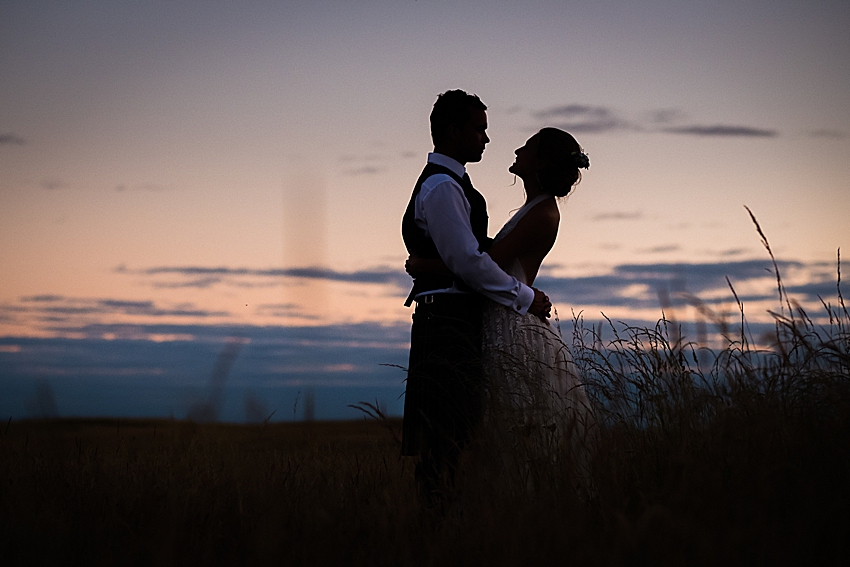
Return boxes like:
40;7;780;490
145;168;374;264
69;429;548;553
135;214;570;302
591;211;643;221
255;302;299;313
152;277;224;289
0;133;26;146
0;321;413;420
21;295;64;302
535;259;815;309
640;245;680;254
136;265;410;293
809;129;847;139
3;252;844;422
647;108;687;124
40;179;67;190
784;280;845;300
338;151;391;176
115;183;168;192
662;125;778;137
124;258;843;317
528;105;782;139
343;166;385;176
533;105;635;133
98;299;228;317
13;295;229;321
254;302;320;320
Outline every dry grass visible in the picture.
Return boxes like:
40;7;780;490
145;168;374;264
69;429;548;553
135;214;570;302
3;288;848;566
2;234;849;565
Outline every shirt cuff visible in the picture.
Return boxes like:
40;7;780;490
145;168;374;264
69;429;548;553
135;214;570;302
514;283;535;314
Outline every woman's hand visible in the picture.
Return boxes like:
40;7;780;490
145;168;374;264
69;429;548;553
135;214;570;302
405;254;424;277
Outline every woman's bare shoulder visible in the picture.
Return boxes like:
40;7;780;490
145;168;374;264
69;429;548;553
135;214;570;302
523;198;560;232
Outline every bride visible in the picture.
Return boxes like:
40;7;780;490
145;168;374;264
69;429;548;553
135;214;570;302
408;127;595;488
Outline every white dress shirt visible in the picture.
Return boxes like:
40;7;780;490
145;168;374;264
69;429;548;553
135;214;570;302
413;152;534;314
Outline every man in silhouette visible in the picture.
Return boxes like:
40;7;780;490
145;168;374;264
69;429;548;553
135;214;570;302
401;90;550;504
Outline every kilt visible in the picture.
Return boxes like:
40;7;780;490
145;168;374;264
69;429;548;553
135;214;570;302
401;293;484;457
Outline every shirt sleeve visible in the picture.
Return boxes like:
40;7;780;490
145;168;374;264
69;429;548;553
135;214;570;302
418;177;535;314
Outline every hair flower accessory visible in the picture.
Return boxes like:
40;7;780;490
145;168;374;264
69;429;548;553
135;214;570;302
571;150;590;169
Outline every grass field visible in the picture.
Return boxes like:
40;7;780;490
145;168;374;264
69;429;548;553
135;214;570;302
2;357;848;567
2;232;849;565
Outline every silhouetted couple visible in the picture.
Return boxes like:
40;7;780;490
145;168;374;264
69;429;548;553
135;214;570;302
401;90;594;506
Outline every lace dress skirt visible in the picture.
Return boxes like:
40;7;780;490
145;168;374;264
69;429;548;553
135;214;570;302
481;301;596;486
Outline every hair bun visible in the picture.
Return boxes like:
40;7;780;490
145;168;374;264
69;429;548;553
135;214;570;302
571;151;590;169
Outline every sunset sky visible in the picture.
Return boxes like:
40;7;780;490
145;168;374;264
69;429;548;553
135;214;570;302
2;0;848;421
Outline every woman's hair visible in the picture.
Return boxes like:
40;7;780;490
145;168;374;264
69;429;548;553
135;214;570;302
535;127;588;197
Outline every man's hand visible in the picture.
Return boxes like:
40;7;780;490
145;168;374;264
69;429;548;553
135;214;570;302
529;287;552;319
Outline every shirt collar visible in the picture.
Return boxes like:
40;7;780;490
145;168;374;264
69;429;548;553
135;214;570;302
427;152;467;179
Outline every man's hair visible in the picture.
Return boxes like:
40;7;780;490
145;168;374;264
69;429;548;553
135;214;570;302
429;90;487;146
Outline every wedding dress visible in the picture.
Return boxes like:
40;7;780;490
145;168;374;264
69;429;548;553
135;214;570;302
481;194;595;489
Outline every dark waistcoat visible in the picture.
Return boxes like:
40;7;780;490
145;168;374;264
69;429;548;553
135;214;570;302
401;163;490;303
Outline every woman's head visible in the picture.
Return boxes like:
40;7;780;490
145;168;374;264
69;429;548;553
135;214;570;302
509;128;589;197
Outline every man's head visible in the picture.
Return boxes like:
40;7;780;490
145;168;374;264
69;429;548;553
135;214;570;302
430;90;489;165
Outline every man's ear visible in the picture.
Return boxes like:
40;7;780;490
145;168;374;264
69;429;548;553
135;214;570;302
445;122;460;143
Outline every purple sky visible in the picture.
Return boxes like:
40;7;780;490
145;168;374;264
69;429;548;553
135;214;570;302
1;0;848;420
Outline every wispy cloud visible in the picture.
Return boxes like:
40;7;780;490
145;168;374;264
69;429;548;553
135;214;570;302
661;125;778;137
5;258;840;350
338;152;389;176
115;183;168;192
16;295;229;319
533;105;635;134
647;108;687;124
343;166;385;176
591;211;643;221
809;129;847;139
21;295;64;302
123;258;843;315
2;256;843;422
152;277;226;289
640;245;680;254
253;303;320;320
0;321;412;420
534;258;839;311
134;265;410;292
530;105;781;139
40;179;67;190
0;133;26;146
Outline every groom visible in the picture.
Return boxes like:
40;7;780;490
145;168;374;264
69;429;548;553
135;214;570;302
401;89;550;503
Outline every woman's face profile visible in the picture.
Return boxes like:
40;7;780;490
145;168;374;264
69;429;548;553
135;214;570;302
508;134;541;179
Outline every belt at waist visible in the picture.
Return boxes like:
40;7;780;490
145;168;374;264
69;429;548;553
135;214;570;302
404;277;474;307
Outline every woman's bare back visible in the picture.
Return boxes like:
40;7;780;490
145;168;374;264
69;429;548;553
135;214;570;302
487;195;560;286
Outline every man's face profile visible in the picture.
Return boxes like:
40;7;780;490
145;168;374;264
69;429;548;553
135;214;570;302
451;108;489;164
